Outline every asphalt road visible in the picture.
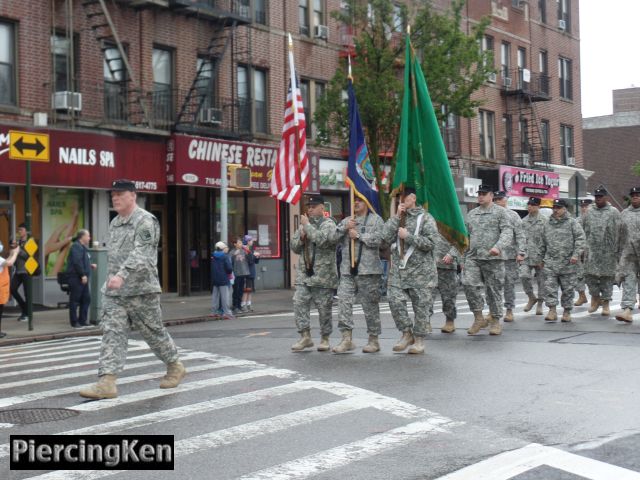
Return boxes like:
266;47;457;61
2;286;640;480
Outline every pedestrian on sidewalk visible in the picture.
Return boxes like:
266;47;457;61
242;235;260;312
65;229;96;328
210;241;233;319
230;237;250;314
10;223;30;322
0;241;21;338
80;179;185;400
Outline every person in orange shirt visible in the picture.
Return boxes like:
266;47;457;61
0;240;21;338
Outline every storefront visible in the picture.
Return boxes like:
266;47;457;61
167;134;320;294
0;125;167;305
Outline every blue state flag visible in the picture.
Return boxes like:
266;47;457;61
347;79;382;216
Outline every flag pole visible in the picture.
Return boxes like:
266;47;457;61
348;56;356;270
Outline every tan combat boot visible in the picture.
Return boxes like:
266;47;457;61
535;300;544;315
616;308;633;323
574;291;588;306
588;295;601;313
362;335;380;353
317;335;331;352
545;306;557;322
561;309;572;323
488;317;502;335
291;329;314;352
440;318;456;333
407;336;425;354
79;374;118;399
467;311;488;335
484;313;492;324
160;361;186;389
392;331;414;352
332;330;356;353
601;300;611;317
524;295;537;312
503;309;514;323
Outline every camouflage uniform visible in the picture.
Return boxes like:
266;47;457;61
98;207;179;376
582;203;621;302
336;212;385;335
430;233;459;320
540;212;585;308
463;204;513;319
381;207;438;337
520;211;547;299
499;207;526;310
575;214;588;294
290;215;339;335
618;205;640;309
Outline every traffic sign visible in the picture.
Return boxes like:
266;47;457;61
24;238;39;276
9;130;50;162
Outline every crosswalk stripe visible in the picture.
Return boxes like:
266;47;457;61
0;337;97;352
0;339;101;359
70;367;297;412
0;343;102;361
0;346;149;370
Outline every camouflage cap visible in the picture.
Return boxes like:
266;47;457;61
111;179;136;192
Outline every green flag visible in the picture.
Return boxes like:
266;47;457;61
392;34;469;253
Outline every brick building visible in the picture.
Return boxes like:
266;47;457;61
0;0;587;303
583;87;640;209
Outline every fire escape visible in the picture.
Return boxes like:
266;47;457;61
501;68;551;168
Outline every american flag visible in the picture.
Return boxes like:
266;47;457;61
270;34;309;205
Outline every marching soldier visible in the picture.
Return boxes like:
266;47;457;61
333;196;385;353
381;188;438;354
432;232;460;333
615;187;640;323
463;185;513;335
520;197;547;315
540;199;586;322
290;195;339;352
492;191;526;322
582;187;621;317
574;198;593;306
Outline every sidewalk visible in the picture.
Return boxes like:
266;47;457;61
0;289;295;347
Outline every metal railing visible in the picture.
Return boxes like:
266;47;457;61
502;69;551;100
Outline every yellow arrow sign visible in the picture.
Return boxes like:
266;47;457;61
9;130;50;162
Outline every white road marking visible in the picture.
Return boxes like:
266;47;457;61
434;443;640;480
573;429;640;451
0;346;149;370
0;340;101;359
0;337;97;352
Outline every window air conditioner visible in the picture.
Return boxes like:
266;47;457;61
314;25;329;39
52;91;82;112
200;107;223;125
558;19;566;30
503;77;512;88
487;72;497;83
567;156;575;166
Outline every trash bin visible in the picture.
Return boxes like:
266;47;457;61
89;247;108;325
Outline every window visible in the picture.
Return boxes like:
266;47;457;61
518;117;529;155
391;3;403;32
440;110;459;154
517;47;526;88
481;35;494;73
558;57;572;100
502;114;512;162
299;0;323;37
560;125;573;165
558;0;571;32
152;47;174;126
538;50;549;94
238;0;267;25
104;46;127;122
299;0;309;36
52;34;78;93
238;65;268;134
539;0;547;23
0;21;17;106
540;120;550;162
196;57;215;122
299;80;311;137
501;42;511;82
479;110;496;159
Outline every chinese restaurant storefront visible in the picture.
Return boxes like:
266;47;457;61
167;134;320;295
0;125;168;305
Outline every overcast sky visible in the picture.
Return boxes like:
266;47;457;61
579;0;640;118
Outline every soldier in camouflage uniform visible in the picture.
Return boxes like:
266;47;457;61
540;199;586;322
582;187;621;317
520;197;547;315
463;185;513;336
290;195;339;352
492;191;526;322
381;188;438;354
615;187;640;323
80;180;184;400
574;199;593;306
333;196;385;353
431;232;460;333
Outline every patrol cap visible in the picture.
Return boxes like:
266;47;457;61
111;179;136;192
553;198;568;208
477;184;493;193
580;198;593;206
402;187;417;196
593;186;608;197
305;194;325;205
629;187;640;195
528;197;542;206
493;190;507;199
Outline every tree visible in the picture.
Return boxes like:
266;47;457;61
314;0;493;218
